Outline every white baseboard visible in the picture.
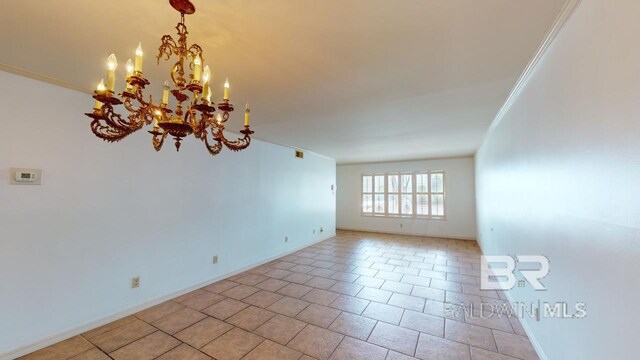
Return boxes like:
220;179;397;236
475;239;548;360
0;233;334;360
501;291;549;360
336;227;476;241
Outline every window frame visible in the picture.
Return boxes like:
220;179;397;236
360;170;446;220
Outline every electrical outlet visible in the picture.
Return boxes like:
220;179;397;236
320;227;324;233
131;276;140;289
285;236;288;243
212;255;218;264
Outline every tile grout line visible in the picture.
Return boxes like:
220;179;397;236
324;334;347;360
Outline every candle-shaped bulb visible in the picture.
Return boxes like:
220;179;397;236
202;65;211;84
202;84;211;104
223;78;230;100
202;65;211;103
94;79;106;109
125;59;134;91
162;81;170;106
193;55;202;83
107;54;117;71
244;103;250;126
216;113;222;124
134;43;143;73
106;54;117;91
126;59;134;77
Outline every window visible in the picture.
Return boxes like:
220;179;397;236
361;171;446;218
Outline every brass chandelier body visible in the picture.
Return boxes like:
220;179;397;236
85;0;254;156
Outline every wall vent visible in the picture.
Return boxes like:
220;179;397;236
295;150;304;159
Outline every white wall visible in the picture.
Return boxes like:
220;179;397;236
0;71;336;357
475;0;640;359
336;157;476;240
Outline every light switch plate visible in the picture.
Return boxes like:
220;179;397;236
10;168;42;185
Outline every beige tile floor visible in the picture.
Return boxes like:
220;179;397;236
19;230;539;360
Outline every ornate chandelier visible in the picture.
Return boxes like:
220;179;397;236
85;0;254;155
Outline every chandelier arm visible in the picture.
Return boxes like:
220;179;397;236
137;95;159;128
88;106;136;142
220;131;252;152
142;106;156;126
123;84;152;112
191;110;208;139
121;97;153;129
203;130;223;156
124;112;146;131
211;120;224;141
101;105;134;132
97;101;143;133
126;91;156;128
123;97;138;113
90;118;131;143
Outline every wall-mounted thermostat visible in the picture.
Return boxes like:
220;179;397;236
15;171;36;182
10;168;42;185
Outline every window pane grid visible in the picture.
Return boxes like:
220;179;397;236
362;171;445;218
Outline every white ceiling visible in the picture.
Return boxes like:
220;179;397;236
0;0;567;163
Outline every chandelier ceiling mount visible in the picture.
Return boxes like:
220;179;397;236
169;0;196;15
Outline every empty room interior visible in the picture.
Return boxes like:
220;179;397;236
1;0;638;359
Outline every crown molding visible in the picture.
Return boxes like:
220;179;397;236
0;63;91;94
477;0;582;152
337;154;475;166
